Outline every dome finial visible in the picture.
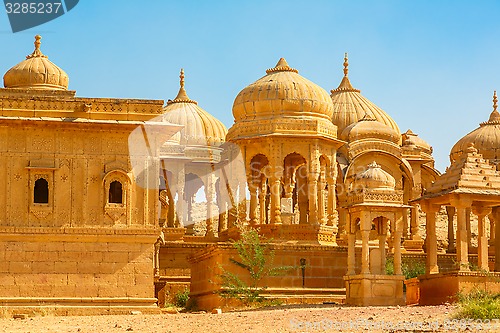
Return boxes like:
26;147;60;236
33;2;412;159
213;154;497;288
266;57;298;74
167;68;197;105
494;90;498;112
343;52;349;77
331;52;360;93
180;68;185;89
26;35;47;59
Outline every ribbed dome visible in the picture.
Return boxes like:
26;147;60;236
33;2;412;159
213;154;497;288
163;70;227;147
450;91;500;162
232;58;334;122
330;54;400;136
353;161;396;190
3;35;69;90
340;114;400;144
402;129;432;154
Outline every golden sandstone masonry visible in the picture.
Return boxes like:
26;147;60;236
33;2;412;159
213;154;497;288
0;36;181;315
3;34;500;314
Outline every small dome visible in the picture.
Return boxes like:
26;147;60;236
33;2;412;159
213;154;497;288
3;35;69;90
450;91;500;162
353;161;396;190
330;53;400;136
163;69;227;147
402;129;432;153
232;58;334;122
340;114;400;143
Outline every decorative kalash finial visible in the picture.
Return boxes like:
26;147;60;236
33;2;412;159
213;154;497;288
343;52;349;77
167;68;197;105
180;68;185;89
494;90;498;112
27;35;47;59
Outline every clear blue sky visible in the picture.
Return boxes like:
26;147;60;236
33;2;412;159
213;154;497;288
0;0;499;172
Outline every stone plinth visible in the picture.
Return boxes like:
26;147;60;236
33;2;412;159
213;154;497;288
344;274;405;306
0;227;160;316
188;243;347;310
402;239;424;253
418;271;500;305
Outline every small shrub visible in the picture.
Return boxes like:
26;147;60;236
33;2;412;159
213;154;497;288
217;227;294;306
174;288;190;308
385;257;425;279
455;289;500;320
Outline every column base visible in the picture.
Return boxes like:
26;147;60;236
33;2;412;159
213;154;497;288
402;239;424;253
344;274;405;306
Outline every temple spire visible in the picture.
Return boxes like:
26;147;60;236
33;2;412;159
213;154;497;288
331;52;359;93
168;68;197;105
26;35;47;59
343;52;349;77
494;90;498;112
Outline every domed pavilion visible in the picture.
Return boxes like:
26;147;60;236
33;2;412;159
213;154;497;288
417;92;500;305
160;69;227;237
225;57;344;243
331;54;439;251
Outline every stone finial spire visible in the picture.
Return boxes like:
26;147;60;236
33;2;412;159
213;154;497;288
331;52;359;93
167;68;197;105
484;90;500;124
266;57;298;74
494;90;498;112
343;52;349;77
26;35;47;59
180;68;185;89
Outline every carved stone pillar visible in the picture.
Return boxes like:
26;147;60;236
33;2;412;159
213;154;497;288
360;211;370;275
466;207;472;249
446;206;455;253
248;179;258;226
205;174;216;238
455;205;470;271
473;206;492;272
259;178;267;224
394;212;403;275
176;168;185;228
347;217;356;275
410;204;420;239
317;174;327;225
269;176;282;224
308;174;319;225
327;179;338;228
422;202;440;274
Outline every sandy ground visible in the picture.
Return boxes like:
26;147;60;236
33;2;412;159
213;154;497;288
1;304;499;333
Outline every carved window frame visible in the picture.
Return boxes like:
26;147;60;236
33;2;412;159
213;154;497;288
103;169;131;224
28;169;55;220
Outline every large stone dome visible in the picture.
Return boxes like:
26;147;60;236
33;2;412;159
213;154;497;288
227;58;338;141
330;54;400;137
232;58;334;121
163;70;227;147
450;91;500;163
3;35;69;90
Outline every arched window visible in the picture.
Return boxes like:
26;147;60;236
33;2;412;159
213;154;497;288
34;178;49;204
109;180;123;204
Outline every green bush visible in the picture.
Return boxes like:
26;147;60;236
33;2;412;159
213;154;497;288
217;228;293;306
385;257;426;279
174;288;190;308
455;289;500;320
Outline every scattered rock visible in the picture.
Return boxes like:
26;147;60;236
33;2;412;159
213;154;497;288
126;327;133;331
211;308;222;314
130;311;142;315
